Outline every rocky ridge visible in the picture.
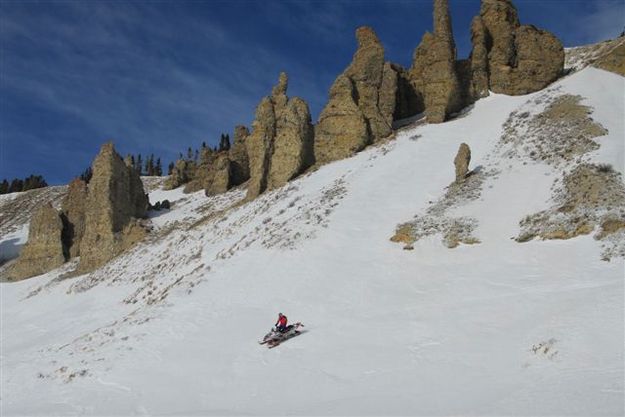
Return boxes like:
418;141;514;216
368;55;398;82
4;143;149;280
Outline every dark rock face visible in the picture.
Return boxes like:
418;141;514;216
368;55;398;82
8;203;66;281
315;27;397;164
61;178;87;258
79;142;148;272
229;125;250;186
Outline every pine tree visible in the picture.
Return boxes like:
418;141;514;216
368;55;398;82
187;147;193;161
8;179;23;193
0;179;8;194
136;154;143;175
168;162;175;175
80;167;93;183
156;158;162;176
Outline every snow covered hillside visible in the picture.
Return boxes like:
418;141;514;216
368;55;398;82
1;67;623;416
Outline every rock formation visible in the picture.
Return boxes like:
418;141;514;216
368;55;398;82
315;27;397;164
165;159;196;190
204;153;231;196
408;0;462;123
61;178;87;258
477;0;564;95
229;125;250;186
185;148;215;193
454;143;471;183
78;143;148;271
469;16;490;99
267;97;315;190
246;72;315;199
8;203;67;280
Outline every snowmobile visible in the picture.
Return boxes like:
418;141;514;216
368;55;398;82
259;322;304;348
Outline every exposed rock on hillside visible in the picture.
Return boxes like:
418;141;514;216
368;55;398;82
454;143;471;183
592;39;625;76
247;73;314;199
391;167;488;249
205;153;231;196
517;164;625;260
565;37;625;75
185;148;216;193
61;178;87;258
478;0;564;95
500;93;608;166
315;27;396;163
165;159;196;191
268;97;315;190
8;203;66;280
408;0;462;123
469;16;489;98
79;143;148;272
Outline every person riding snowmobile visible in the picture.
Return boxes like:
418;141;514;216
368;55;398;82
275;313;288;333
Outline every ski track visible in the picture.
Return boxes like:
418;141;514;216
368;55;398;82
1;68;624;416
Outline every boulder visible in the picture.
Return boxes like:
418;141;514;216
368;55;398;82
78;142;148;271
454;143;471;183
315;27;397;163
61;178;87;258
8;203;66;280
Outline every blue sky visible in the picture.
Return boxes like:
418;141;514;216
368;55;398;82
1;0;623;185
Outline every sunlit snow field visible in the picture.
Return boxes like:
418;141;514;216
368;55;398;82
1;68;623;416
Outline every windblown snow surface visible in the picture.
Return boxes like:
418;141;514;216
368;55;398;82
1;68;623;416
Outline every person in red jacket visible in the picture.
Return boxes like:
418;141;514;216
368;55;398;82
275;313;288;333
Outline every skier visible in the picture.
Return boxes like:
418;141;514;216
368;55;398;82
275;313;288;333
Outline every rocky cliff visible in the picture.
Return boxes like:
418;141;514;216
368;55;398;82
78;143;148;272
246;72;314;199
315;27;397;164
7;203;66;280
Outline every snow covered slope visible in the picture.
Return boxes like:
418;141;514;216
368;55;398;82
1;67;623;416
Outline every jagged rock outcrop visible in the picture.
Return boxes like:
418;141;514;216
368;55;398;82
392;64;423;120
267;97;315;190
454;143;471;183
8;203;66;281
165;159;196;190
78;143;148;272
246;73;314;199
185;148;215;193
478;0;564;95
61;178;87;258
593;40;625;76
469;16;490;99
408;0;462;123
229;125;250;186
204;153;231;196
315;27;397;164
